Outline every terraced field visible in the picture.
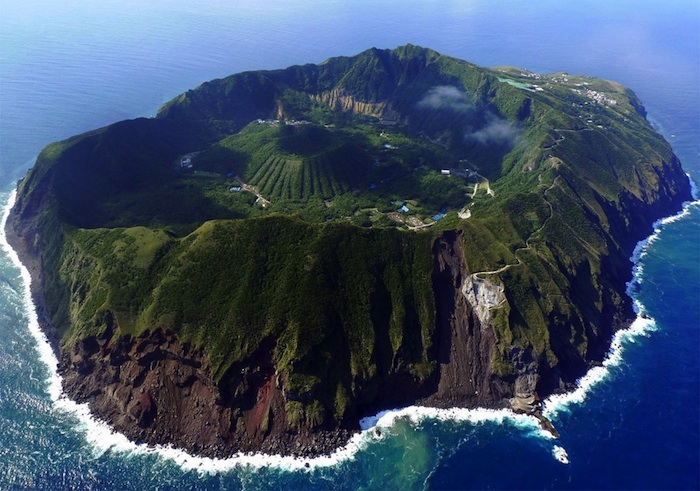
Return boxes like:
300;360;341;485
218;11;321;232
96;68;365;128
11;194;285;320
185;119;479;222
11;45;692;459
246;143;369;200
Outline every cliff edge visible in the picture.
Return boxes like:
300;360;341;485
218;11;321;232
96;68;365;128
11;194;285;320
6;45;693;457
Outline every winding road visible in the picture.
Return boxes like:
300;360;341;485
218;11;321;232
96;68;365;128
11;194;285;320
472;176;560;281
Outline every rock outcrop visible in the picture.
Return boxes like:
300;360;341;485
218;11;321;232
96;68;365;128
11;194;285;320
4;45;694;458
423;230;511;408
60;328;353;458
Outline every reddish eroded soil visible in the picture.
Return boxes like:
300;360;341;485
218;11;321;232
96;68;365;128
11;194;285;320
59;328;352;458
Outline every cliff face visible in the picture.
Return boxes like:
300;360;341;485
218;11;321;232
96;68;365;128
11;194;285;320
6;45;694;458
424;230;511;407
53;228;512;457
60;328;353;457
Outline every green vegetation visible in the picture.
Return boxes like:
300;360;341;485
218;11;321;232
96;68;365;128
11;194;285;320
48;215;437;422
12;44;689;428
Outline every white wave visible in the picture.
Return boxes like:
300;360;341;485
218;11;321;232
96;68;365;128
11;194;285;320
51;398;376;474
56;394;548;474
1;184;697;475
542;313;657;417
631;197;700;291
0;190;62;403
630;235;651;264
543;193;700;418
658;174;700;226
659;200;699;226
45;398;547;474
552;445;569;464
360;405;544;436
688;173;699;201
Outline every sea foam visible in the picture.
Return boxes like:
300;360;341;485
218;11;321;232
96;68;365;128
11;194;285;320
688;172;699;201
0;190;62;403
552;445;569;464
2;187;698;473
543;193;700;418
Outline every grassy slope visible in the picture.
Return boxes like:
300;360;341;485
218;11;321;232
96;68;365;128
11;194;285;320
51;216;436;425
13;45;690;425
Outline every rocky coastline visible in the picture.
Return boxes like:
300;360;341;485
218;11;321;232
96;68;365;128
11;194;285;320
5;179;691;459
4;45;694;459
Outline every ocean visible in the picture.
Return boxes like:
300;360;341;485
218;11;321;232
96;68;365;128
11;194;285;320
0;1;698;489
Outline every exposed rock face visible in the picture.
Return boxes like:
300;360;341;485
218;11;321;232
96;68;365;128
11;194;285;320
60;328;352;458
62;328;227;453
422;230;512;408
5;45;695;458
310;89;390;117
462;275;505;326
426;231;550;425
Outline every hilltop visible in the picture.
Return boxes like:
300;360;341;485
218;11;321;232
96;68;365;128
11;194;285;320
6;45;692;457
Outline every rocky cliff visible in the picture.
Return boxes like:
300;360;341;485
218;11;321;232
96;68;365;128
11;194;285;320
6;45;693;458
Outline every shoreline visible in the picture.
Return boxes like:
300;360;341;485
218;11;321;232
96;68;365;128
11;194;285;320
3;188;698;472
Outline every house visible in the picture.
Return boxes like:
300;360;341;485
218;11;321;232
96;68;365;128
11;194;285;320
441;169;451;175
229;186;241;192
432;213;445;221
399;205;409;213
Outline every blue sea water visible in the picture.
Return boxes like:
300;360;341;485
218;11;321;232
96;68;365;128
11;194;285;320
0;1;698;489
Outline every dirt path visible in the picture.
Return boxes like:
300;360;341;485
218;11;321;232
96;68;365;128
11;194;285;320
472;176;560;280
542;127;592;151
235;175;271;207
470;174;495;199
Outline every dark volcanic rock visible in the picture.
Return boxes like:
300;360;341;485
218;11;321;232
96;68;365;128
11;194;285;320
421;229;512;408
58;328;355;458
4;46;694;458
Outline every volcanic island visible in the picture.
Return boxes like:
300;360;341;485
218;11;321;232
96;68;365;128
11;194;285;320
6;45;692;457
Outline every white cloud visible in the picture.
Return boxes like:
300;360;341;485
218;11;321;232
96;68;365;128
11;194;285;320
417;86;472;112
467;111;519;146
